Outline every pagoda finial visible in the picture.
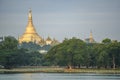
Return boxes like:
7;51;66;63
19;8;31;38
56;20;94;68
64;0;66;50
28;8;33;25
89;30;93;39
28;8;32;17
89;30;95;43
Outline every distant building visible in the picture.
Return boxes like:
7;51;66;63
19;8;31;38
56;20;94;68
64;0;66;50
18;9;59;46
84;31;95;43
46;36;52;45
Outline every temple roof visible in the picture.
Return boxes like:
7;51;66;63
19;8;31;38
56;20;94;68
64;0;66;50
46;36;52;41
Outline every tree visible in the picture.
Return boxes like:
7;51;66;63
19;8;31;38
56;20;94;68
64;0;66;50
84;43;96;68
46;37;86;69
0;36;18;68
0;36;43;68
108;41;120;69
0;36;18;50
93;43;109;68
102;38;111;44
18;42;41;52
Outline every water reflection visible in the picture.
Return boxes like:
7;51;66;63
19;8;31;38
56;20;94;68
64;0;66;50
23;73;32;80
0;73;120;80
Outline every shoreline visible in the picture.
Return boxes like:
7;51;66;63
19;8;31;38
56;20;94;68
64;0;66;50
0;68;120;74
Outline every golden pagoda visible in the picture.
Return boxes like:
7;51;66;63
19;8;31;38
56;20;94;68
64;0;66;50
84;31;95;43
19;9;42;44
89;31;94;43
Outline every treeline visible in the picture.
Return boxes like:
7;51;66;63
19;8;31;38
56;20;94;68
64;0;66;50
0;36;46;69
0;36;120;69
46;37;120;69
18;42;51;52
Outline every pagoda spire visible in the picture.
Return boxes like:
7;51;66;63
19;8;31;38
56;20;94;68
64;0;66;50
89;31;94;43
24;9;37;34
28;9;33;24
89;30;93;39
19;9;42;44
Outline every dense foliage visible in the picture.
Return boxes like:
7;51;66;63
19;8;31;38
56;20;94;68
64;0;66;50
46;38;120;69
18;42;51;52
0;36;120;69
0;36;45;69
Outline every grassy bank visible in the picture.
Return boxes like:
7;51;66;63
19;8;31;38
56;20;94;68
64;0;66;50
0;68;120;74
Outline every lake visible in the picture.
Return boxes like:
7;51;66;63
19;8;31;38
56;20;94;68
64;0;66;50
0;73;120;80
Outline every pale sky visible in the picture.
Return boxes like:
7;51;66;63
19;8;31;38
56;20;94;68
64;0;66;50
0;0;120;42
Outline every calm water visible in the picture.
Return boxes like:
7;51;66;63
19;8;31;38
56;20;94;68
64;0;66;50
0;73;120;80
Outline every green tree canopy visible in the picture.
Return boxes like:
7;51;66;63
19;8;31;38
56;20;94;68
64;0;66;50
46;37;86;68
102;38;111;44
0;36;18;50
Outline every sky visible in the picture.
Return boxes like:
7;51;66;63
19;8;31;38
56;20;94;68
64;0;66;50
0;0;120;42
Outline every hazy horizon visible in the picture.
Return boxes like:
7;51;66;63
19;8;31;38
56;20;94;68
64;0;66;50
0;0;120;42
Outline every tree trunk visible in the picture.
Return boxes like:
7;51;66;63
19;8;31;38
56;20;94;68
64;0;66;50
112;55;115;69
78;64;81;68
86;65;88;68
